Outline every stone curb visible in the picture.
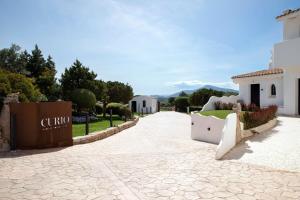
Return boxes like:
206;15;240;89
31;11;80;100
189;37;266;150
73;117;139;145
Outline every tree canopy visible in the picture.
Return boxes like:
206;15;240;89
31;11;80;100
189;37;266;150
0;44;59;100
189;88;224;106
0;44;135;109
106;81;133;104
71;89;96;113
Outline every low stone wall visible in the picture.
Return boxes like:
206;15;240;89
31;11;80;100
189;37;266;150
241;118;277;139
73;117;139;145
191;113;225;144
215;113;237;160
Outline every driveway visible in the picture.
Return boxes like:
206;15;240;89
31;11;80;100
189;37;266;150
0;112;299;200
224;116;300;172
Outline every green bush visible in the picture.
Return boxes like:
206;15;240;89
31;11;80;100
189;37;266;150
0;70;43;102
243;105;277;129
71;89;96;112
214;101;234;110
106;103;132;119
174;96;190;112
120;105;132;120
0;73;11;96
106;102;123;115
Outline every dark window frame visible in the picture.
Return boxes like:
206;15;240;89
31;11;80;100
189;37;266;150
271;84;276;96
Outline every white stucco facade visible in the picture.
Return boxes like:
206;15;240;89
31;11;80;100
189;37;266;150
233;8;300;115
129;95;158;114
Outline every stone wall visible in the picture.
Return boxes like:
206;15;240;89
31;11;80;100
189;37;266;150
73;117;139;145
0;94;19;152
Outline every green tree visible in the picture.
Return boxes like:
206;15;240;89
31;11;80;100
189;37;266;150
36;55;59;100
189;88;224;106
0;70;44;103
0;44;59;100
168;97;175;106
174;96;190;112
71;89;96;113
0;44;28;74
106;81;133;103
60;59;97;99
27;45;46;78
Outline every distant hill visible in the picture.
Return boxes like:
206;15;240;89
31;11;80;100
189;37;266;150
152;85;238;100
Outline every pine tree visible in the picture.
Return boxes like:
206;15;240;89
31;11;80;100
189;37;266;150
27;44;46;78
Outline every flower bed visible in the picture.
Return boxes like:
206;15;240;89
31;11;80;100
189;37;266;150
243;105;277;129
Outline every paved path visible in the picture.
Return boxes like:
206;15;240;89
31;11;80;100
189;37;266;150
224;116;300;172
0;112;299;200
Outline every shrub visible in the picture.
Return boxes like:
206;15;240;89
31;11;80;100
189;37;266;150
120;105;132;120
214;101;234;110
243;105;278;129
106;103;132;119
174;96;190;112
214;101;221;110
71;89;96;113
106;102;123;115
241;103;259;112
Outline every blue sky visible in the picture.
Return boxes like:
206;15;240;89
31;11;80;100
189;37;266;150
1;0;299;95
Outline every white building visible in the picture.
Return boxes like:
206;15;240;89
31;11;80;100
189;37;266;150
233;8;300;115
129;95;158;114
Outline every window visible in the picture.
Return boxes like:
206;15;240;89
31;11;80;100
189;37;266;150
143;100;146;107
271;84;276;96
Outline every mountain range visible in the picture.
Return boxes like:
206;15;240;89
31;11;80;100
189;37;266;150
152;85;238;99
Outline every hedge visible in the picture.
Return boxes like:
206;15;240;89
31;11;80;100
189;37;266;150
243;105;277;129
106;102;132;119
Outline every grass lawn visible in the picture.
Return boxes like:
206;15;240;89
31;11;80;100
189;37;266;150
199;110;245;120
72;116;125;137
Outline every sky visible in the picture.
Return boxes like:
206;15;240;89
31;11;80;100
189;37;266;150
1;0;300;95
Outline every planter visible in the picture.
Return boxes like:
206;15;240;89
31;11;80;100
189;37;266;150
73;117;139;145
241;118;277;139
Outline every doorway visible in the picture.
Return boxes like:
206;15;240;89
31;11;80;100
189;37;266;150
251;84;260;107
131;101;137;113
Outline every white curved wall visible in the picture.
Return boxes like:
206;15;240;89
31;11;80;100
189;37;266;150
215;113;237;160
191;113;225;144
201;95;239;111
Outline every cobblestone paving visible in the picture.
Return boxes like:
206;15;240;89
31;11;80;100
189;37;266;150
224;116;300;172
0;112;299;200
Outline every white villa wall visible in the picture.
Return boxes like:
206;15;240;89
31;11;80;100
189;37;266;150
282;14;300;40
215;113;237;160
191;113;225;144
201;95;239;111
273;38;300;68
129;96;157;113
234;74;284;111
282;69;300;115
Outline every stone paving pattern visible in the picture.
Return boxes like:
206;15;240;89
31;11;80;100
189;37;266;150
225;116;300;172
0;112;299;199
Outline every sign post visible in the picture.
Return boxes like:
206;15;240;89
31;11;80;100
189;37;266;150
9;101;73;149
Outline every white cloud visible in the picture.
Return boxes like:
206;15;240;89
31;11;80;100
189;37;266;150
166;80;238;90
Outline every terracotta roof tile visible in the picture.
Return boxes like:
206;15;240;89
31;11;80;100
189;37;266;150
276;8;300;19
232;68;283;79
